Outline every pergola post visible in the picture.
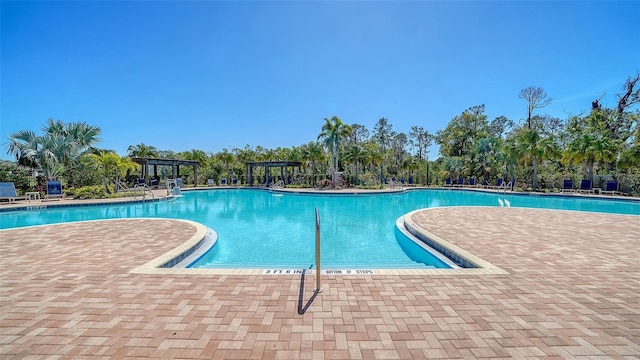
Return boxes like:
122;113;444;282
131;157;200;187
246;161;302;188
193;164;198;186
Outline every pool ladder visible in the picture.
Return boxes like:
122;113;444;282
314;207;322;293
116;182;155;201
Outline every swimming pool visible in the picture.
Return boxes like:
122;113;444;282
1;189;638;269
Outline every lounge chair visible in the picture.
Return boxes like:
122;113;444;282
0;182;27;204
454;177;465;187
232;178;238;186
577;179;593;193
601;181;621;195
407;177;417;187
221;178;227;186
46;180;64;200
207;179;214;187
560;179;574;193
444;178;452;187
468;178;476;187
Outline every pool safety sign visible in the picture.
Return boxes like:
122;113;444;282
262;269;375;275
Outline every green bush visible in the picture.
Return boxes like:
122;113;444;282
63;165;102;188
0;164;34;194
71;185;109;199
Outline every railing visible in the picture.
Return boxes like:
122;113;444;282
139;184;155;201
314;207;322;293
388;180;403;191
501;181;513;193
117;182;155;201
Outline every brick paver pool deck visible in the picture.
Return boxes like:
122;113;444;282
1;201;639;358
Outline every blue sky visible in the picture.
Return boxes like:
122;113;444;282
1;1;638;161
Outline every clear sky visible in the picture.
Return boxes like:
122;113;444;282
1;1;638;161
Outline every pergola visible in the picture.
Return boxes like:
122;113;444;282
131;157;199;186
247;160;302;187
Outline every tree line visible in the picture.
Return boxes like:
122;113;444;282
4;73;639;196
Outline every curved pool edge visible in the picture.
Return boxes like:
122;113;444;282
129;219;215;273
402;207;508;275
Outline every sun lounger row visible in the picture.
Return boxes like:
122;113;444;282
443;177;512;190
561;179;623;195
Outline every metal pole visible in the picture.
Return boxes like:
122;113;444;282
315;207;322;292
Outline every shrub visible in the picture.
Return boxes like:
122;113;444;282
0;164;33;194
63;165;102;188
72;185;109;199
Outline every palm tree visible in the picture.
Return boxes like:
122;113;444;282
317;116;352;182
563;133;617;183
113;156;140;191
6;130;62;180
7;120;102;180
514;128;558;189
440;157;463;182
43;119;101;165
402;156;420;183
217;149;235;182
82;151;120;194
301;141;325;186
344;144;365;186
363;141;384;187
473;137;502;181
127;143;159;158
7;130;44;169
178;149;208;185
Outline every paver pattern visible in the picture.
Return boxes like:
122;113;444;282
1;207;639;359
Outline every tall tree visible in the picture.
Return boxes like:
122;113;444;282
513;127;558;189
391;132;409;171
563;133;617;183
372;118;395;184
363;141;384;186
317;116;352;180
435;105;488;160
488;116;514;139
217;149;235;181
348;124;370;145
301;141;325;186
616;72;640;117
518;86;552;129
344;144;365;186
409;126;432;161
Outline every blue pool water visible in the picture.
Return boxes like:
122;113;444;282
1;189;638;268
